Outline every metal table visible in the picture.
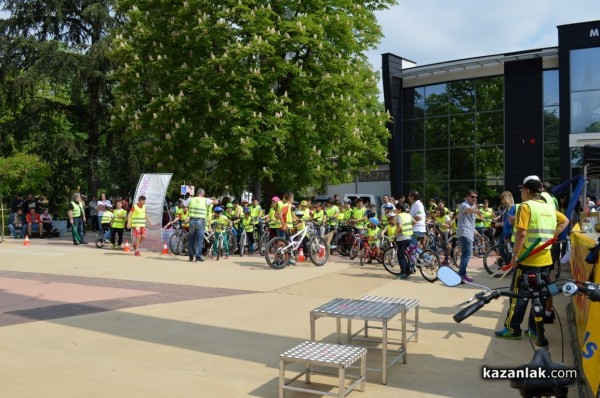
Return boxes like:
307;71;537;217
310;298;404;384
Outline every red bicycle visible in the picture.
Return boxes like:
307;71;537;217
357;236;383;266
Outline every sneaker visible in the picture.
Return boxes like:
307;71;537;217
462;275;474;283
396;273;408;280
111;244;116;249
495;327;521;340
116;245;122;250
289;261;296;266
134;251;141;256
524;329;538;339
543;311;555;324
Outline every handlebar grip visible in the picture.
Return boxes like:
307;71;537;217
589;288;600;302
453;300;485;323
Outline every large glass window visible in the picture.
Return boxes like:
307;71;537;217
403;76;504;205
570;48;600;133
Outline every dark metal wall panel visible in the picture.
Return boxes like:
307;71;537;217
504;58;544;195
382;53;404;196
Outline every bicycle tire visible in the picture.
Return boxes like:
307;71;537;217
259;233;269;256
337;232;351;256
95;232;104;248
308;237;328;266
482;244;513;277
554;257;561;279
349;239;360;260
228;232;237;254
178;233;189;256
265;237;290;269
382;246;404;276
239;232;246;257
169;232;180;255
417;249;440;283
452;245;462;269
215;236;222;261
359;247;369;266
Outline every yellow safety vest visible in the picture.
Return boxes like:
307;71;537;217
313;210;324;223
70;201;82;218
353;207;366;228
101;211;113;225
436;216;449;233
343;208;353;221
385;224;397;239
188;197;207;219
523;200;556;250
250;205;262;224
242;216;254;232
214;215;229;233
325;206;338;225
284;203;293;227
399;213;413;236
269;208;281;228
511;204;521;243
131;205;146;227
112;209;127;229
483;208;494;228
367;226;380;243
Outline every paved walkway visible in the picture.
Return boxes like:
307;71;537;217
0;237;575;397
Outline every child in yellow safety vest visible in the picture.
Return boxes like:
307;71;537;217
365;217;382;263
211;206;232;259
241;208;256;254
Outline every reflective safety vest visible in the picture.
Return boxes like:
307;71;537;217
367;226;381;243
71;201;83;218
131;205;146;227
511;204;521;243
541;192;557;211
482;208;494;228
250;205;262;224
325;206;338;225
313;210;324;223
284;203;293;227
101;211;114;225
436;216;449;233
385;224;397;239
242;216;254;232
112;209;127;229
188;197;207;219
523;200;556;250
475;211;484;228
343;208;353;221
353;207;366;228
207;204;213;225
268;207;281;228
214;215;229;233
398;213;413;236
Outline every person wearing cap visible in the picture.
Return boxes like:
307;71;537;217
241;207;256;254
495;176;569;340
99;205;114;242
381;203;395;228
342;199;353;223
187;188;218;262
96;193;112;237
395;203;413;278
365;217;382;263
210;206;232;259
383;211;398;244
229;200;244;252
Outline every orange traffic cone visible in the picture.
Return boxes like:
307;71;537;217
123;240;131;253
161;241;169;255
23;235;30;246
298;248;305;262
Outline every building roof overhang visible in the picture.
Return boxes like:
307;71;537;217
394;48;558;79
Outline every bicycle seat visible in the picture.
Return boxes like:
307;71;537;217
509;349;575;397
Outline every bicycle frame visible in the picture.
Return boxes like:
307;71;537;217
278;224;309;254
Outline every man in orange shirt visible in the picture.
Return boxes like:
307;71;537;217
26;208;43;238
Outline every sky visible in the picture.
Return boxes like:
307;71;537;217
366;0;600;94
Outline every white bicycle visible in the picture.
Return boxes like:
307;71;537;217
264;220;329;269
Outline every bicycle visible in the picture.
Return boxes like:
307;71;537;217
382;241;441;282
482;242;514;277
212;226;232;261
264;221;329;269
438;266;600;398
334;222;361;256
95;227;111;248
348;229;367;260
358;238;383;266
258;224;273;256
168;224;189;256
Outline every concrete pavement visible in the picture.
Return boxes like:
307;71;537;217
0;236;575;397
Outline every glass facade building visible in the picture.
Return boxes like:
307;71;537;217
381;20;600;206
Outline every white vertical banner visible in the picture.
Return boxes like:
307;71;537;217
132;173;172;252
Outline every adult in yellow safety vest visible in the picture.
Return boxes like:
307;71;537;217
495;175;568;340
110;201;128;249
127;195;152;256
395;204;413;279
267;197;282;238
67;193;88;245
186;188;218;262
325;198;339;234
278;192;296;239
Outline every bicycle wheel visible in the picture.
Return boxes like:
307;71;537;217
239;232;246;257
554;257;561;279
417;249;440;283
358;247;366;266
482;244;511;277
169;232;180;255
308;237;328;266
452;245;462;269
259;233;269;256
178;233;189;256
382;246;403;276
265;237;290;269
349;239;360;260
95;232;104;248
336;232;351;256
228;232;237;254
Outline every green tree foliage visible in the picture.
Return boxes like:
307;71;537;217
111;0;395;197
0;0;129;206
0;152;51;199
